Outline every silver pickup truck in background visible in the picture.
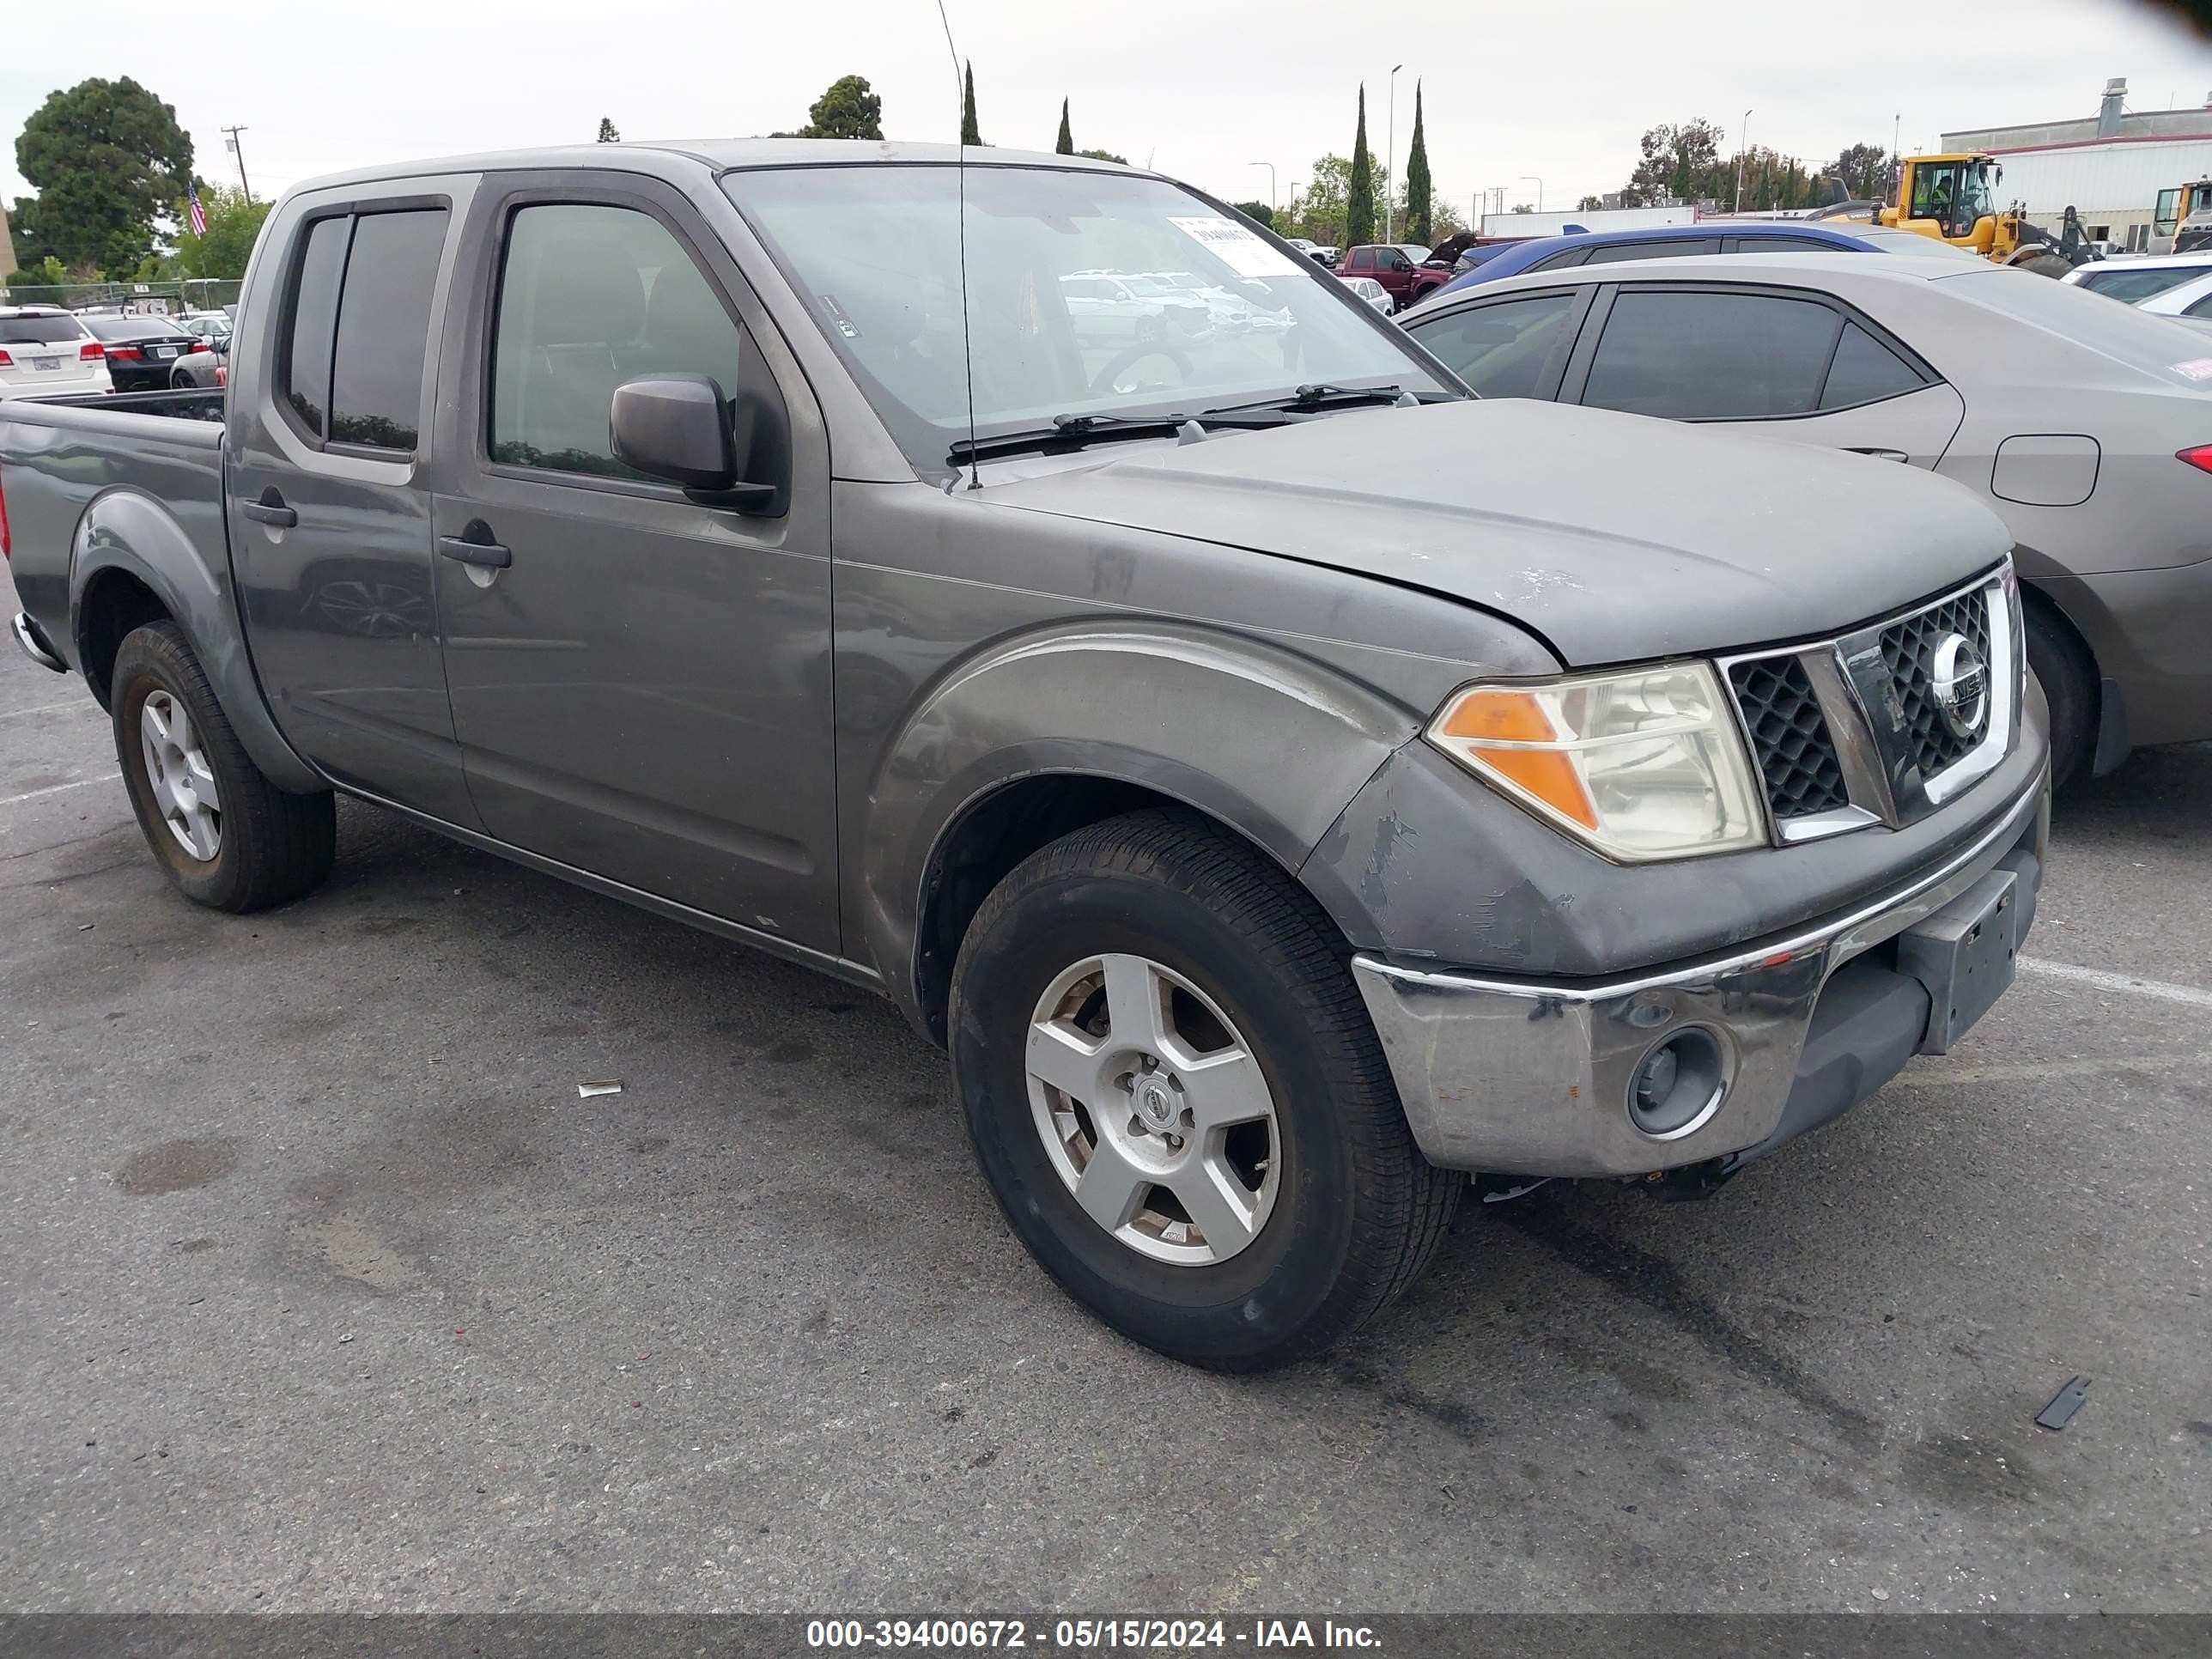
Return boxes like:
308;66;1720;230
0;142;2049;1370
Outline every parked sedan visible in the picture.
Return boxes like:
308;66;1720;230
1401;251;2212;787
1427;221;1984;302
77;313;202;392
0;306;112;399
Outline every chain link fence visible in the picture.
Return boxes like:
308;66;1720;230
0;277;241;313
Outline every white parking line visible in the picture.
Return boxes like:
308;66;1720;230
0;772;121;807
2019;957;2212;1010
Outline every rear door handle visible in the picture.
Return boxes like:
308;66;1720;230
240;493;297;527
438;533;513;569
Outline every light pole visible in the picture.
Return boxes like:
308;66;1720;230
1385;64;1403;243
1249;161;1276;217
1520;174;1544;212
1733;108;1753;212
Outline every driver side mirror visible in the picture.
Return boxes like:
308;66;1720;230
611;374;781;514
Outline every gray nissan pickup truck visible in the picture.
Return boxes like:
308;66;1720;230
0;142;2049;1370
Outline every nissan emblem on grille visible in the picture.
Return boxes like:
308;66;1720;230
1931;635;1989;741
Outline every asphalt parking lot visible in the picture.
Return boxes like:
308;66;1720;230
2;589;2207;1615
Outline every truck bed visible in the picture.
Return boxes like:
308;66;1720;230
0;384;232;692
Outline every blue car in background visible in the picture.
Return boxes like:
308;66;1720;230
1428;221;1977;301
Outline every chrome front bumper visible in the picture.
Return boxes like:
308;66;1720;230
1351;772;2051;1178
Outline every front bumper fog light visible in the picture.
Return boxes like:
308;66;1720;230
1627;1029;1727;1139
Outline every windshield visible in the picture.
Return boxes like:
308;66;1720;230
725;164;1445;469
2074;265;2205;303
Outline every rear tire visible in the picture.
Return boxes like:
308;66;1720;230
2024;601;2096;790
112;621;336;912
949;810;1459;1370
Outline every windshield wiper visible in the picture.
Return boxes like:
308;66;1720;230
1202;383;1411;416
947;410;1288;465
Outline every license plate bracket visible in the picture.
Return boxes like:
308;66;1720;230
1898;869;2020;1054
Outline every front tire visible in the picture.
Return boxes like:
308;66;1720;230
950;810;1458;1370
112;621;336;911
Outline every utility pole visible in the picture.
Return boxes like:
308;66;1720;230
1386;64;1403;242
1892;111;1902;205
1249;161;1276;216
222;126;252;203
1733;108;1753;212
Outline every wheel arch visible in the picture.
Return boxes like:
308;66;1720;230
860;620;1421;1043
70;494;322;793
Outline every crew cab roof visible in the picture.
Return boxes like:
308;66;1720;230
284;138;1147;197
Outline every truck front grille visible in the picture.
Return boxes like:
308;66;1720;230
1723;572;2014;843
1727;656;1850;822
1877;591;1992;781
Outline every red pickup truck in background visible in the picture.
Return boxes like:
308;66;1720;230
1338;245;1454;311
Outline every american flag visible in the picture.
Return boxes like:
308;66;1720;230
187;183;208;237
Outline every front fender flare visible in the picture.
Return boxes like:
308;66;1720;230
71;489;321;794
860;619;1420;1025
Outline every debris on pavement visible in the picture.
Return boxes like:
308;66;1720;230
2037;1374;2093;1431
577;1080;623;1099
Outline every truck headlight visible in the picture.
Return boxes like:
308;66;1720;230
1427;663;1765;862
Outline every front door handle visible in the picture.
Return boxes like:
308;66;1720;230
438;532;513;569
240;489;297;527
1844;447;1912;465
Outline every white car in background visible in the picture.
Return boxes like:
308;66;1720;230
1336;274;1392;315
0;306;112;399
2063;252;2212;319
1058;270;1213;348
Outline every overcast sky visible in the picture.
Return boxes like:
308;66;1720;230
8;0;2212;228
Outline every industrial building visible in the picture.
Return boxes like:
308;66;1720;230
1942;76;2212;250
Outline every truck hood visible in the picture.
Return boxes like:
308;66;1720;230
983;398;2011;665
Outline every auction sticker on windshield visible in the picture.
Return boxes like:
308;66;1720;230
1170;216;1302;278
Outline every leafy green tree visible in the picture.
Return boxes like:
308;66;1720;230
799;75;884;141
169;185;271;280
1823;142;1894;202
1230;200;1274;230
1054;100;1074;155
1077;148;1127;166
15;77;192;278
1577;194;1605;211
597;118;620;143
1346;86;1376;250
1287;154;1352;246
5;254;69;294
961;63;983;147
1403;81;1432;246
1427;197;1468;240
1621;118;1725;207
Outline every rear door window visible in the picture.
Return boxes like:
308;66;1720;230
1411;293;1578;399
328;210;448;451
278;208;447;450
1580;289;1840;417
